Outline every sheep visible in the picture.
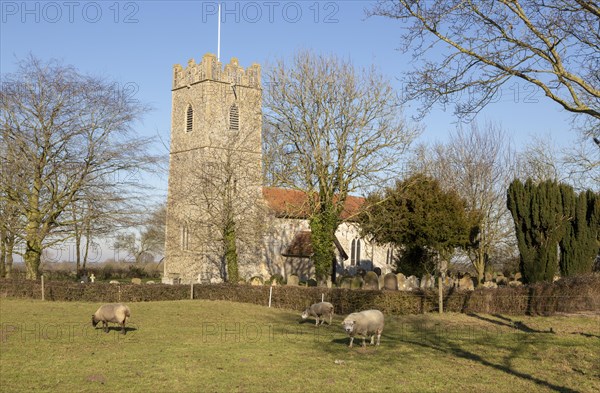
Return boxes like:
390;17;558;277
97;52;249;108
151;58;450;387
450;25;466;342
341;309;384;348
92;303;131;335
301;302;334;326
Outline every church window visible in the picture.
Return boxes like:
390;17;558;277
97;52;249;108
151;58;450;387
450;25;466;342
386;248;394;265
350;239;361;266
229;104;239;131
180;225;189;251
186;105;193;132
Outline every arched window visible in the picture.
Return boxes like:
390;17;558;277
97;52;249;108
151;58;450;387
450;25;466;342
386;248;394;265
180;225;189;251
229;104;239;131
186;105;193;132
350;239;361;266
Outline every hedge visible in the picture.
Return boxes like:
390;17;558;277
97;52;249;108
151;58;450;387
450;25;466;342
1;273;599;316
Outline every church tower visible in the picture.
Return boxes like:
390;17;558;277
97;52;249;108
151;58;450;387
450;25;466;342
164;54;264;284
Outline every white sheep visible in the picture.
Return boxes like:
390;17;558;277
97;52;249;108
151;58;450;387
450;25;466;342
92;303;131;335
301;302;334;326
341;309;384;348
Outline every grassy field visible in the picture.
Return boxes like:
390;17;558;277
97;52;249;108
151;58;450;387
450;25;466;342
0;299;598;393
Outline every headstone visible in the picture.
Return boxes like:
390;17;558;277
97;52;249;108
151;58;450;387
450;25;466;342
287;275;299;286
146;280;155;285
495;273;507;285
420;274;434;289
458;274;474;291
443;276;455;288
378;275;385;289
508;280;523;287
485;272;494;282
89;274;96;283
514;272;522;281
131;278;142;285
396;273;407;290
350;276;363;290
363;271;379;290
383;273;398;290
339;276;352;289
249;276;264;286
405;275;420;290
109;280;120;284
482;281;497;289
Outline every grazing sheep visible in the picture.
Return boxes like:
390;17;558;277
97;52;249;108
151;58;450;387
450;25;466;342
341;309;384;348
301;302;334;326
92;303;131;335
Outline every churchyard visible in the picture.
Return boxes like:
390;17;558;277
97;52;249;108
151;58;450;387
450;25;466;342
0;298;598;392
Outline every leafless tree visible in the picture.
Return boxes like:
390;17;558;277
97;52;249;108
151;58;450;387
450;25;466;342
0;56;158;279
515;134;564;184
113;203;166;264
264;50;420;282
413;122;518;284
369;1;600;132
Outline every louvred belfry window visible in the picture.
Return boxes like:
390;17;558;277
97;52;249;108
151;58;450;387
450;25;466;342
229;104;239;131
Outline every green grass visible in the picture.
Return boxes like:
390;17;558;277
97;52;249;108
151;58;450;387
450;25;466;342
0;299;598;393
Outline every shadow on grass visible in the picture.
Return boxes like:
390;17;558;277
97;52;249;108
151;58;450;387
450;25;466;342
467;313;555;334
398;318;579;393
94;326;137;334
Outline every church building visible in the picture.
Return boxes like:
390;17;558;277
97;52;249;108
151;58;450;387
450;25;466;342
163;54;394;284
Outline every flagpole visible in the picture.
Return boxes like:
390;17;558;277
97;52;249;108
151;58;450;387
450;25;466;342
217;3;221;62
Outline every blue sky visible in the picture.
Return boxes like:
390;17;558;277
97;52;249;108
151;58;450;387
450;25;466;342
1;0;579;201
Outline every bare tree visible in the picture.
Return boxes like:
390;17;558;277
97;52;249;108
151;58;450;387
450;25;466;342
0;145;22;278
370;1;600;130
414;122;518;284
113;203;166;264
264;50;420;283
515;134;564;184
0;56;157;279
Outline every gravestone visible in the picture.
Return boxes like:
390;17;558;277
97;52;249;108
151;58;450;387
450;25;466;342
249;276;264;286
420;274;434;289
458;274;474;291
383;273;398;290
405;275;420;291
495;273;508;285
396;273;407;290
131;278;142;285
485;272;494;282
350;276;364;290
363;271;379;290
287;275;299;286
339;276;353;289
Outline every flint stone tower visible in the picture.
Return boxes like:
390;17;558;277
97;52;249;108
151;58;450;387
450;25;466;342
164;54;265;284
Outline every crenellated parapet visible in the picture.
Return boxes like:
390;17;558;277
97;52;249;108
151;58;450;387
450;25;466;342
172;53;261;90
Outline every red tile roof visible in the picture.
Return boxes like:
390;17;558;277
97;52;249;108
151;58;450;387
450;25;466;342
281;230;349;260
262;187;365;221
